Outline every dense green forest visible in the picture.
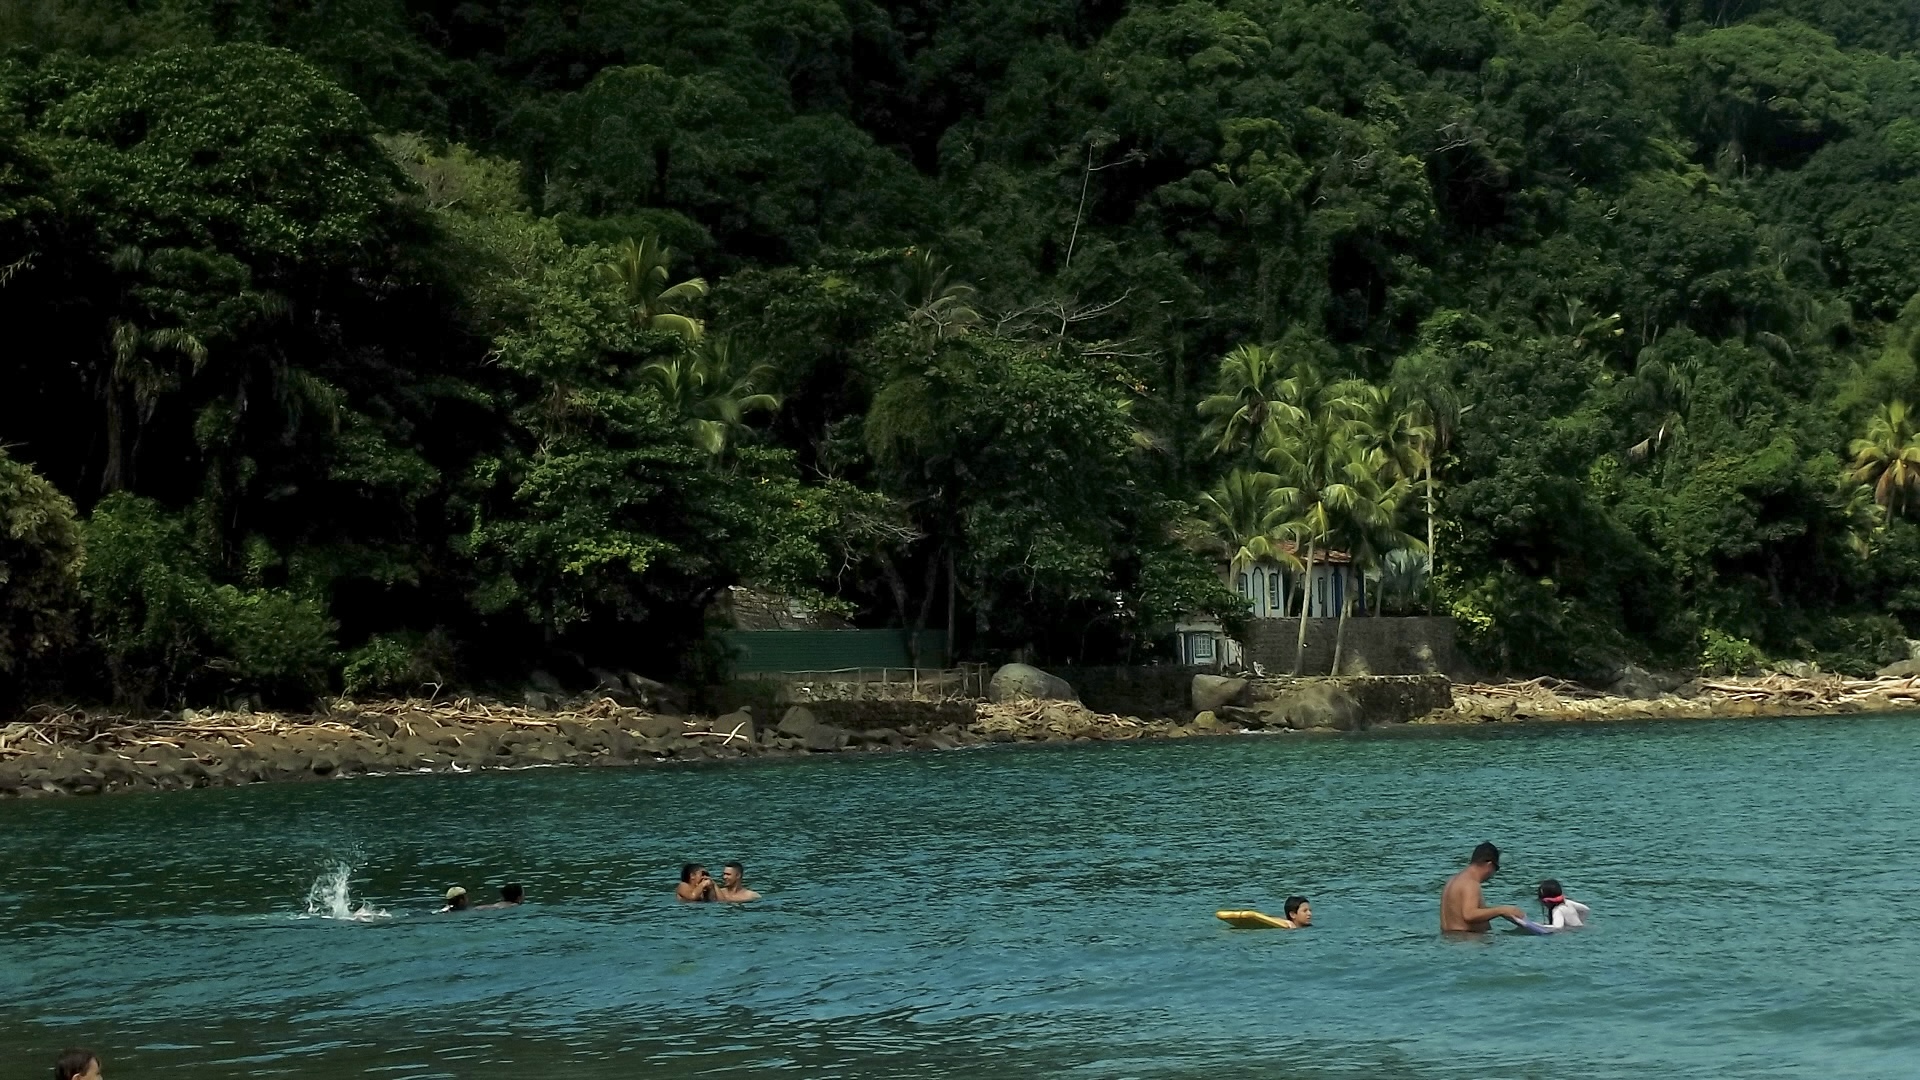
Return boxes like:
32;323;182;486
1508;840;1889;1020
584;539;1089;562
6;0;1920;707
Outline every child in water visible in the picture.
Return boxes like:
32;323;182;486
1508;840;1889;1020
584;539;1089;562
1536;879;1590;930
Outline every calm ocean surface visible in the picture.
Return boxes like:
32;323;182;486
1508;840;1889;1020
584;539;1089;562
4;715;1918;1079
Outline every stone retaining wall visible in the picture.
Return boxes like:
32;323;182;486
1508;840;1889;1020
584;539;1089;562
1242;617;1457;676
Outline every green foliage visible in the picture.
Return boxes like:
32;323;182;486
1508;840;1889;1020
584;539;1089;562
43;44;394;264
340;630;454;698
80;494;335;705
1668;21;1866;171
14;0;1920;698
0;450;84;682
1700;629;1767;677
1801;613;1908;676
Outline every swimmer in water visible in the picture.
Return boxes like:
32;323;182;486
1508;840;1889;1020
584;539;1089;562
437;886;469;913
1277;896;1311;928
54;1048;102;1080
1439;842;1528;933
475;883;524;909
715;861;760;903
676;863;717;902
1536;879;1590;930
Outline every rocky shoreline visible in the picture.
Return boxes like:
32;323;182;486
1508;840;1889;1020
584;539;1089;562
5;673;1920;799
0;696;1207;799
1423;673;1920;724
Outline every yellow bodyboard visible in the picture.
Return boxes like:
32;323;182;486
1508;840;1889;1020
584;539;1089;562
1215;909;1293;929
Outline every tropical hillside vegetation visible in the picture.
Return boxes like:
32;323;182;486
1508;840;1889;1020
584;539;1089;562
6;0;1920;707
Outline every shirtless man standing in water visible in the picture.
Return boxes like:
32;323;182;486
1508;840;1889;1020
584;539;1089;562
1440;842;1528;932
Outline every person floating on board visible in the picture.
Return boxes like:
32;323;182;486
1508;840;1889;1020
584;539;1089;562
676;863;717;902
715;861;760;903
1535;880;1590;930
1440;842;1528;933
475;883;524;910
1213;897;1309;929
437;886;469;913
54;1048;102;1080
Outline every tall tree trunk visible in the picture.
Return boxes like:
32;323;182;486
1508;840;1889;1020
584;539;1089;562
1332;569;1352;674
875;551;912;634
101;381;129;493
945;550;957;667
1425;462;1436;614
1293;542;1315;675
909;550;939;667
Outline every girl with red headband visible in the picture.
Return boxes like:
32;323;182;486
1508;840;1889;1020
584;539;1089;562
1536;879;1591;930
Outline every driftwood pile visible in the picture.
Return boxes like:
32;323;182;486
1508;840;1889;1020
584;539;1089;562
0;696;644;764
972;700;1161;740
1429;673;1920;724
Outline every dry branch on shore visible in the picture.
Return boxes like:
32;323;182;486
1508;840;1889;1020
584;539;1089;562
1428;673;1920;724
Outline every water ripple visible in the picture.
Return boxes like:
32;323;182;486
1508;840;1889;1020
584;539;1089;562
2;715;1919;1077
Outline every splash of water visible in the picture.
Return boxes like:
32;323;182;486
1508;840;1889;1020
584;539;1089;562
302;861;390;921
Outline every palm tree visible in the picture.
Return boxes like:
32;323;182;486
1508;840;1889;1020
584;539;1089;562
1198;468;1296;571
101;317;206;492
1351;383;1432;486
1390;352;1461;612
1837;479;1883;559
896;248;980;344
1626;350;1697;463
1536;296;1623;355
1372;547;1430;615
598;235;709;340
1261;395;1367;673
1196;343;1287;457
641;336;780;456
1849;400;1920;519
1328;460;1423;674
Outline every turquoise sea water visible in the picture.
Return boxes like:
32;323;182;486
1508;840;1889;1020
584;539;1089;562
4;715;1920;1079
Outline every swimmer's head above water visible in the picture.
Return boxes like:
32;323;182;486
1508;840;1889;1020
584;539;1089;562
54;1049;101;1080
1537;879;1564;914
1469;842;1501;880
1283;896;1311;926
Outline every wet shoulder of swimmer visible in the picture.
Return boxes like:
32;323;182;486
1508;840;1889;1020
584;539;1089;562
437;883;525;913
676;861;760;903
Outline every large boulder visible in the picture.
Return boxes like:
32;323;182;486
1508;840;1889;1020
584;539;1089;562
1607;664;1662;701
589;668;638;705
1192;674;1249;713
1877;658;1920;679
623;672;686;713
630;714;682;739
802;725;850;751
987;663;1078;704
776;706;820;737
1253;682;1363;730
711;708;757;746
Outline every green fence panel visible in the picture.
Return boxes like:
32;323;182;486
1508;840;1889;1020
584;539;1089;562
716;630;949;674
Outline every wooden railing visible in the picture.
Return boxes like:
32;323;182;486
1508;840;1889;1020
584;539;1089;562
735;663;991;702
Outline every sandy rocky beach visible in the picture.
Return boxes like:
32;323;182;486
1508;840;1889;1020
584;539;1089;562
5;669;1920;798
